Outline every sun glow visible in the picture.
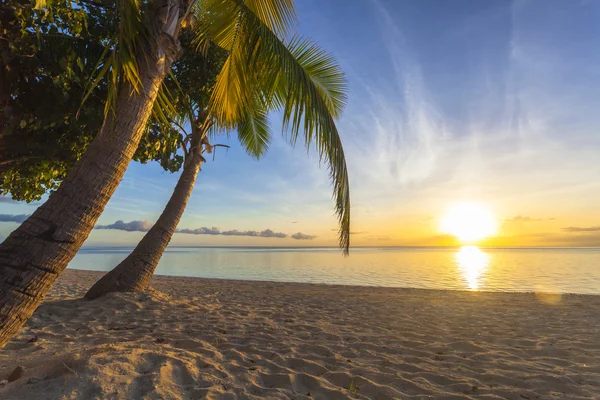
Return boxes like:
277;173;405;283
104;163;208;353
441;202;497;243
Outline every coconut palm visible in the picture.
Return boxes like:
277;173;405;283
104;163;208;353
84;19;349;298
0;0;344;349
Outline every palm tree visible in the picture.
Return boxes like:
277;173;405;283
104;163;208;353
84;16;350;298
0;0;306;349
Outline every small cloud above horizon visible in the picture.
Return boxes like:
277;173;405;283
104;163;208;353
291;232;317;240
178;227;221;235
96;220;154;232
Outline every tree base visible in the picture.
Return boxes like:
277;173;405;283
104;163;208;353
84;259;152;300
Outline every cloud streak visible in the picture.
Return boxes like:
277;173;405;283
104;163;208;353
0;214;30;223
562;226;600;233
505;215;542;223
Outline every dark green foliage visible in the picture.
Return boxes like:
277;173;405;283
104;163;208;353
0;0;110;201
0;2;224;200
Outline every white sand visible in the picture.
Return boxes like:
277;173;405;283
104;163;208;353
1;270;599;399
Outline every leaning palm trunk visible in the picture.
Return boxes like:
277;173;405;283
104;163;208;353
0;0;182;349
84;128;204;299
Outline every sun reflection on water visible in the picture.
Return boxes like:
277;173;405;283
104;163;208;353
456;246;489;290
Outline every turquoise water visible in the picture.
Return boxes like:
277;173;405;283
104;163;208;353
69;246;600;295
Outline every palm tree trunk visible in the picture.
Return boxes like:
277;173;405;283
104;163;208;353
0;0;181;349
84;143;203;300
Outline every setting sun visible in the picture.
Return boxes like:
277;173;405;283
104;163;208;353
441;202;497;243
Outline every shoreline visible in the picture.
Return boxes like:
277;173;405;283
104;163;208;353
68;268;600;297
2;269;599;399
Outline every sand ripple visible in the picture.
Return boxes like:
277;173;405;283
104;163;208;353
1;270;599;399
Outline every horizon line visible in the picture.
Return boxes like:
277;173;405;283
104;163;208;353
79;245;600;250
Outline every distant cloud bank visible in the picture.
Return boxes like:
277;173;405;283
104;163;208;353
178;227;288;238
0;215;316;239
96;219;316;240
221;229;288;238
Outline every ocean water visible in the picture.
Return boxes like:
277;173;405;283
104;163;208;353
68;246;600;295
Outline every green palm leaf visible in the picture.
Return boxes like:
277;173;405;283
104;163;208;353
205;1;351;253
193;0;296;52
237;107;271;158
285;37;347;119
243;0;296;36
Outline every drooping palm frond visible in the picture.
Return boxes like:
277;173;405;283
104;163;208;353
236;106;271;158
284;37;347;119
203;1;350;253
152;78;180;129
80;0;145;117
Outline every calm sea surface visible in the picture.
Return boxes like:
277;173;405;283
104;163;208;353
69;246;600;295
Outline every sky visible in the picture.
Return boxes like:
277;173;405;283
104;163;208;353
2;0;600;248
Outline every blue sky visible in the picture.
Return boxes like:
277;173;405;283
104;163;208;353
2;0;600;247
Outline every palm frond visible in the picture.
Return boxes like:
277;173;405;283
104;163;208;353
80;0;145;117
209;38;258;126
34;0;48;10
152;79;179;129
193;0;241;51
193;0;296;52
243;0;296;37
285;37;347;119
237;107;271;158
208;2;351;253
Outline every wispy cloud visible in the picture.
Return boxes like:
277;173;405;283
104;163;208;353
562;226;600;233
359;1;448;187
0;214;30;223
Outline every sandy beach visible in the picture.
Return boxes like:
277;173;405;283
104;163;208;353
1;270;599;399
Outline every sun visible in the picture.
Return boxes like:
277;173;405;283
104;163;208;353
440;202;497;243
